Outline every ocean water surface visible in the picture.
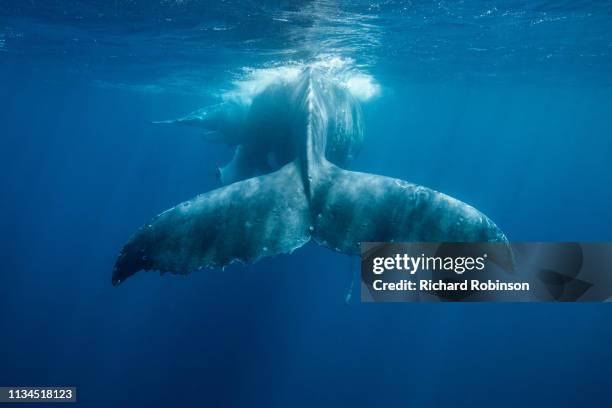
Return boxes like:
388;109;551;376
1;1;612;406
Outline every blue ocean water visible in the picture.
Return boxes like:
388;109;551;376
1;1;612;406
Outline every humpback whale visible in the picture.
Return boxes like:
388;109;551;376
113;60;511;285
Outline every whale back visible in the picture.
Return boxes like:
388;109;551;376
156;67;364;184
298;67;364;167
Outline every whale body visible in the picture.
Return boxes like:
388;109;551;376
155;65;364;185
113;62;511;285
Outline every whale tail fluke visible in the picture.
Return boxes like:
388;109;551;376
113;161;512;285
309;164;514;270
112;161;311;285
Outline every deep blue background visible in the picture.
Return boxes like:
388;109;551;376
2;1;612;407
